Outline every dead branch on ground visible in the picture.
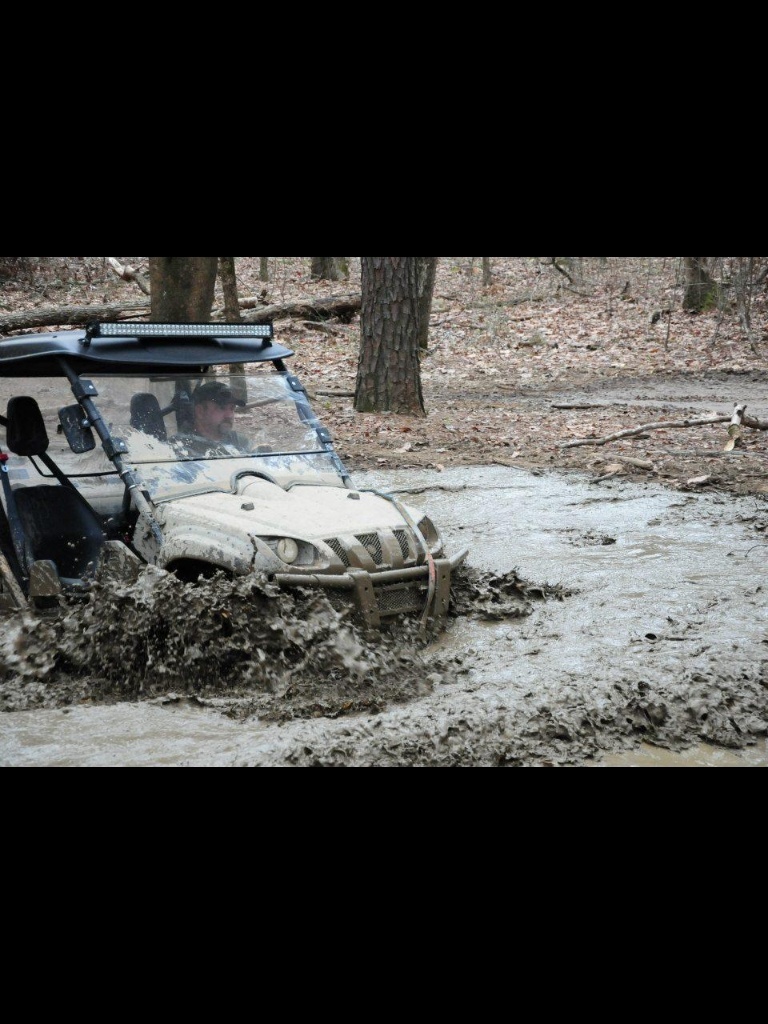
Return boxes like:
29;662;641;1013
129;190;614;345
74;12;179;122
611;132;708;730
563;404;768;450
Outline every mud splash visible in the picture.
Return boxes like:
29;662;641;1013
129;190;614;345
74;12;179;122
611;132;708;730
0;562;554;723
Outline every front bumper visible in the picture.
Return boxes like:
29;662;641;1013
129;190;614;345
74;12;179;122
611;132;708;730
273;546;469;629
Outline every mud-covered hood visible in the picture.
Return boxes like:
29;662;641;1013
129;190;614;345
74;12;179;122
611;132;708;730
155;478;418;540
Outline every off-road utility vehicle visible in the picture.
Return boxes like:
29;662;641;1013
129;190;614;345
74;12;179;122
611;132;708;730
0;321;467;628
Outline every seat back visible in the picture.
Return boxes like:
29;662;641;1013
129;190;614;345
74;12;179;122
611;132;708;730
5;396;49;456
130;393;167;441
13;486;107;582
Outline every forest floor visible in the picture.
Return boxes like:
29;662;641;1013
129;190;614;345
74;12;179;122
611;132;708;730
2;256;766;496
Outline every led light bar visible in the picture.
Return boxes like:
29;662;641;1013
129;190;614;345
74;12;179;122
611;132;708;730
88;321;273;339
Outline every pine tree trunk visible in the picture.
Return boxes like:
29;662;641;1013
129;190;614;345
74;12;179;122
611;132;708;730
149;257;218;321
355;257;425;415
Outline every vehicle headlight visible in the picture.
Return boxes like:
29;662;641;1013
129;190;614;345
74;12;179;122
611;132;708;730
276;538;299;563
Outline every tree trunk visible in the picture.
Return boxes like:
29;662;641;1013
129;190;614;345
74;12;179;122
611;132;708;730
149;257;218;321
217;257;246;396
218;257;242;321
481;258;492;286
683;257;716;312
259;257;269;282
148;258;217;430
355;257;425;416
311;257;349;281
416;257;438;350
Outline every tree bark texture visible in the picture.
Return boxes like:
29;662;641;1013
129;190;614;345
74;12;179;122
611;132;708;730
149;257;218;321
355;257;425;416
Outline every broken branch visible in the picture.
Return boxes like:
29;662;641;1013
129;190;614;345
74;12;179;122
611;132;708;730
563;416;731;448
564;401;767;450
724;403;747;451
107;257;150;296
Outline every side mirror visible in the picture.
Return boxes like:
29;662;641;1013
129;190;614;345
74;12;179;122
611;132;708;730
59;405;96;453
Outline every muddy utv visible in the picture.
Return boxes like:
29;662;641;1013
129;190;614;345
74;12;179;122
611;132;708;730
0;321;467;629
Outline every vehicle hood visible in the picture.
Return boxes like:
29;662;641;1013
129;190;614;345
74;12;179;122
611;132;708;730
155;477;418;540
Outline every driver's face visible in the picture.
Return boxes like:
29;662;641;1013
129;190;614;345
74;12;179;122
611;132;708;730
195;398;236;440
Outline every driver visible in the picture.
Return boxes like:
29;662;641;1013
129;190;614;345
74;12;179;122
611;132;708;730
172;380;251;456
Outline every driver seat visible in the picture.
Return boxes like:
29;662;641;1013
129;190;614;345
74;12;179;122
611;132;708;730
130;393;168;441
5;396;108;584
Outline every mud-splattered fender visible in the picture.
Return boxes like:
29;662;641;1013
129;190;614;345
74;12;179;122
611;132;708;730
132;500;282;575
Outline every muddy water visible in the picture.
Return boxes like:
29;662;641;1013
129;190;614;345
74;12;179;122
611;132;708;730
374;466;768;767
1;466;766;766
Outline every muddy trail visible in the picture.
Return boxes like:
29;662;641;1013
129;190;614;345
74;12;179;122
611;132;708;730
1;465;766;767
1;258;767;765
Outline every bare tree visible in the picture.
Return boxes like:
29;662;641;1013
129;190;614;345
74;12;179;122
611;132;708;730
481;258;492;286
218;257;248;399
683;257;717;312
218;257;241;321
311;257;349;281
149;258;218;321
732;257;762;355
355;257;425;416
416;257;438;350
259;257;269;282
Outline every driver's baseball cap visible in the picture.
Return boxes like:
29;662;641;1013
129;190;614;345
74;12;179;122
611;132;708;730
192;381;245;407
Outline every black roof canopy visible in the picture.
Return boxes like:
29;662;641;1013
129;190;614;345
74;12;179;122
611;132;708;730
0;323;294;376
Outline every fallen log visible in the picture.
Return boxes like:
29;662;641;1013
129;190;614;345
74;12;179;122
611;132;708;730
0;293;362;337
0;302;151;334
240;293;361;325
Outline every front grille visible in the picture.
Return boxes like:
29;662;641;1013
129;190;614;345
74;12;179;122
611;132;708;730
393;529;411;560
325;537;349;566
356;532;382;564
324;529;415;570
377;581;426;615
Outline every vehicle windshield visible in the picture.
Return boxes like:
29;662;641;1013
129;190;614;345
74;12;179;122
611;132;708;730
2;370;347;508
